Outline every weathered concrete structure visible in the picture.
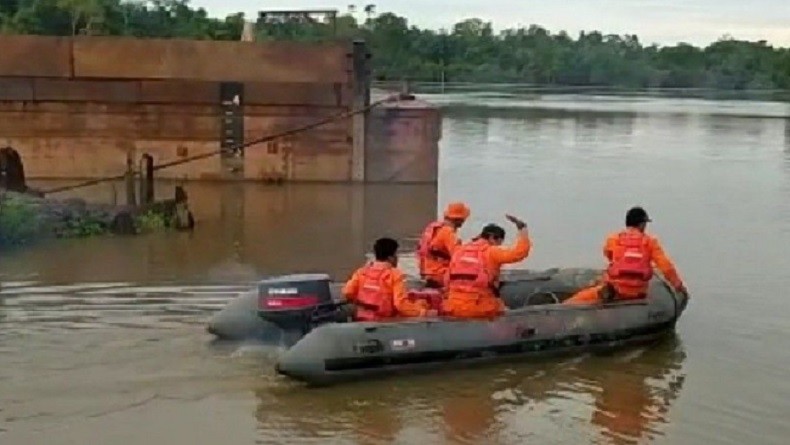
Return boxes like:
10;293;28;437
366;98;441;183
0;35;440;184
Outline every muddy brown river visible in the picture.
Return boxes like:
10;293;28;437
2;94;790;444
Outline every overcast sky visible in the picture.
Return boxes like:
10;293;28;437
190;0;790;46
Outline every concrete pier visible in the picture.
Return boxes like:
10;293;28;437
0;35;441;184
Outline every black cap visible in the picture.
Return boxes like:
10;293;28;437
625;206;652;227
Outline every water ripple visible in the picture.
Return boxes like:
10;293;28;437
0;281;250;334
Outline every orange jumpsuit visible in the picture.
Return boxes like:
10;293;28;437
343;261;432;318
564;228;684;305
420;224;461;286
442;230;531;318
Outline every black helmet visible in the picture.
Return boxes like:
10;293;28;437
625;206;651;227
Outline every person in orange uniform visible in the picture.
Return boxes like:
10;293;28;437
564;206;688;305
417;202;471;288
442;215;531;319
343;237;437;320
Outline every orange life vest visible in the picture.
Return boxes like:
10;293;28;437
417;221;451;274
446;239;494;293
354;262;396;321
606;231;653;297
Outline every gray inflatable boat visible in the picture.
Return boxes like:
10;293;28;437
207;268;606;342
206;268;688;386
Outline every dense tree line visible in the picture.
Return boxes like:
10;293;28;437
2;0;789;89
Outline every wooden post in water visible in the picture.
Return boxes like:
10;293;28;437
109;182;117;206
125;151;137;207
138;153;154;205
350;39;370;182
401;79;411;96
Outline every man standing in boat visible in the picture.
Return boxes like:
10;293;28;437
343;237;438;320
442;214;531;319
564;206;688;305
417;202;471;289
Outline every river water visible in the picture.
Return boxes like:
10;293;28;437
2;94;789;444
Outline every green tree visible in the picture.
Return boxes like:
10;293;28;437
1;2;788;91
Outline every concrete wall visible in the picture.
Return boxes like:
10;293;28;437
365;99;441;183
0;35;361;182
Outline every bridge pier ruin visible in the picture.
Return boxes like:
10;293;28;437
0;35;441;185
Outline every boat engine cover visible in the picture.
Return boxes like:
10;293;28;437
256;273;335;332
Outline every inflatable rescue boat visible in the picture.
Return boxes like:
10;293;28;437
207;268;688;386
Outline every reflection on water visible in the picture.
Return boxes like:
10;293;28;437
428;93;790;118
1;183;437;282
3;94;790;445
0;281;249;334
253;336;686;445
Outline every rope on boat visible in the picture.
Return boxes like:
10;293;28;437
40;94;405;196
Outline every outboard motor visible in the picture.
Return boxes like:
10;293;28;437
256;273;344;347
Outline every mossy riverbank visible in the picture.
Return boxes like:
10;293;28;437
0;191;193;249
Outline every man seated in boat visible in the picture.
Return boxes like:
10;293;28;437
442;214;532;319
564;206;688;305
343;237;439;321
417;202;471;289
